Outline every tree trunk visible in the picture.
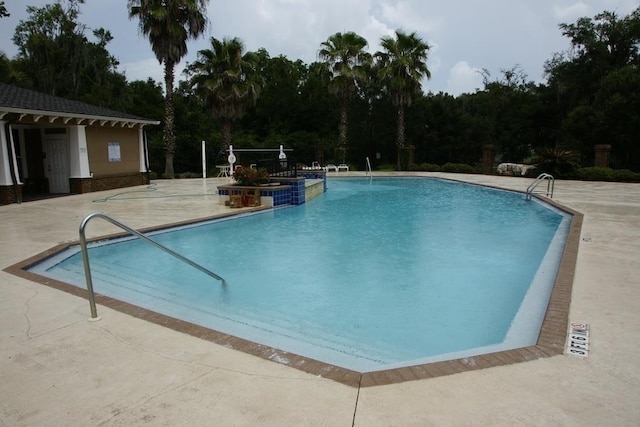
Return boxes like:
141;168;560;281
339;101;348;164
163;60;176;178
222;121;232;149
396;104;405;170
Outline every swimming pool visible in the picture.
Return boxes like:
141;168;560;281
29;178;571;372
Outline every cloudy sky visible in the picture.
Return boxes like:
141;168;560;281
1;0;638;95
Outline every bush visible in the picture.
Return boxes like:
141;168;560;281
613;169;640;182
574;167;640;182
375;164;397;171
177;172;201;179
440;163;476;174
533;147;580;178
419;163;441;172
574;167;615;181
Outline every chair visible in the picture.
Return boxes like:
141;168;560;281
325;164;338;172
337;164;350;172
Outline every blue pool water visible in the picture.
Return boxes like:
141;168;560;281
31;178;571;371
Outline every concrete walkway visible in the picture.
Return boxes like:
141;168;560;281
1;173;639;426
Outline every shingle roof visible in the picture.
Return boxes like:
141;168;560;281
0;83;159;124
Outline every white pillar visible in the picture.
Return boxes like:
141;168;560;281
138;127;148;173
202;140;206;178
0;121;20;185
68;125;91;178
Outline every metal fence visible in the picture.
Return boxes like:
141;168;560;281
256;158;298;178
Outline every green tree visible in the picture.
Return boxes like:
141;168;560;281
245;49;307;138
0;52;28;85
13;0;99;97
128;0;209;178
376;30;431;169
545;7;640;169
319;31;371;163
187;37;265;149
12;0;126;105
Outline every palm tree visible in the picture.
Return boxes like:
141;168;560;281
187;37;265;149
128;0;208;178
319;31;371;164
376;30;431;169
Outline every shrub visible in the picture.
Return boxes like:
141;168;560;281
574;167;615;181
613;169;640;182
177;172;201;179
440;163;476;174
375;164;397;171
574;167;640;182
534;147;580;178
419;163;441;172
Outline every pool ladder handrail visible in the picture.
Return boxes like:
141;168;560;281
526;173;554;201
79;212;227;320
365;156;373;179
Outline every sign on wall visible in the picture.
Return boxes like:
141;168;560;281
108;142;121;162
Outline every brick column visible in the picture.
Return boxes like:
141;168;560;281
483;145;495;174
594;144;612;168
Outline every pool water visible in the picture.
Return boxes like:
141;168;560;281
31;178;571;371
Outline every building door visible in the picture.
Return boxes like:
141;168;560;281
44;133;70;193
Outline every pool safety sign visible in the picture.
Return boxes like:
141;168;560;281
108;142;121;162
566;322;590;358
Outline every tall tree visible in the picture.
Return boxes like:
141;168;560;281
128;0;209;178
13;0;87;97
376;30;431;169
319;31;371;163
12;0;124;103
187;37;265;149
545;7;640;169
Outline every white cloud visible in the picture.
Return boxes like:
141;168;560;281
2;0;638;96
446;61;483;96
552;2;591;20
121;57;164;84
378;0;444;34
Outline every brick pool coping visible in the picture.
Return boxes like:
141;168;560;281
4;191;582;388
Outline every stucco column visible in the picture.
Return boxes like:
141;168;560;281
68;125;91;178
138;127;148;173
0;120;22;185
0;120;14;186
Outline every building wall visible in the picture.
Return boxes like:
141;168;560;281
86;127;141;177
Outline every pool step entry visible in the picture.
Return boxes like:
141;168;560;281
79;212;227;320
526;173;554;200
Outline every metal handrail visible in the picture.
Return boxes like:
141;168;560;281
526;173;554;200
365;156;373;179
79;212;227;320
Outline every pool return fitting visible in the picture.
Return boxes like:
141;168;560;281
79;212;227;321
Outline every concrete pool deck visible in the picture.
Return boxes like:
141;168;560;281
1;173;639;425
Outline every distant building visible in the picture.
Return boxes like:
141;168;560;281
0;83;160;205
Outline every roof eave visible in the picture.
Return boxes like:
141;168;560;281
0;106;160;127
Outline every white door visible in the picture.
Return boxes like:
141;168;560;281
44;134;70;193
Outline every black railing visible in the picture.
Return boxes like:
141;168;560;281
257;158;298;179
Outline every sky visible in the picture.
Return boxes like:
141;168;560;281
1;0;639;96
